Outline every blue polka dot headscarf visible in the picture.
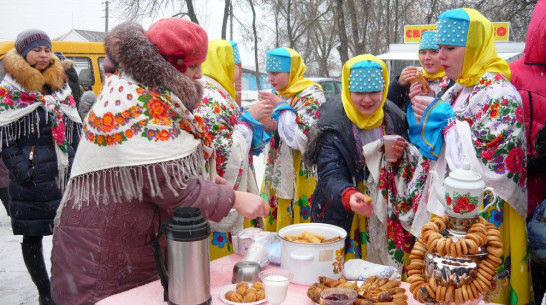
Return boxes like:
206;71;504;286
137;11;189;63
436;8;470;47
229;41;241;65
265;48;291;72
419;30;439;50
349;61;385;93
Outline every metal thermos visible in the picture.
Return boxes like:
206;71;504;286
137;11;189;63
152;207;211;305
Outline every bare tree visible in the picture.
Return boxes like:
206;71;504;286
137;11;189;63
221;0;231;39
335;0;349;64
248;0;262;90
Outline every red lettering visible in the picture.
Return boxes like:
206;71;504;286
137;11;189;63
406;29;412;38
497;26;507;37
413;29;420;38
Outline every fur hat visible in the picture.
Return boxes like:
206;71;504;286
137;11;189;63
145;18;208;70
81;90;97;106
15;29;51;58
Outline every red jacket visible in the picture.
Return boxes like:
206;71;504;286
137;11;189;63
510;0;546;217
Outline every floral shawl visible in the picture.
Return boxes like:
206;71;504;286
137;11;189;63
0;67;81;189
409;72;527;236
62;73;213;208
363;139;424;273
195;76;258;194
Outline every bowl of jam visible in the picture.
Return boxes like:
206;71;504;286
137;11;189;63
319;287;358;305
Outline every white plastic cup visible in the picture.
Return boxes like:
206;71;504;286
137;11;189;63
383;135;401;162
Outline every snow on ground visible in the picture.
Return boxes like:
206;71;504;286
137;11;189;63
0;153;266;304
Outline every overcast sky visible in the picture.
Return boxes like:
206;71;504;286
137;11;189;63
0;0;261;68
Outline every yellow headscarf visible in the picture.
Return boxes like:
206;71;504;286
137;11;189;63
341;54;389;130
439;8;511;87
272;48;321;98
419;30;445;80
201;40;236;99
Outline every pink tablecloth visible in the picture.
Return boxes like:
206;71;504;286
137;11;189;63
95;254;500;305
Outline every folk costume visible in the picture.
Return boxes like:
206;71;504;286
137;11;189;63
408;9;529;305
260;48;326;232
50;20;238;305
0;29;81;305
305;55;413;274
195;40;267;259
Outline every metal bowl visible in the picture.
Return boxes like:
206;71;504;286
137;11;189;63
232;261;262;284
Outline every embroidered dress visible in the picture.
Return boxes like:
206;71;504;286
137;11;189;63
407;8;529;304
261;85;324;231
196;76;260;260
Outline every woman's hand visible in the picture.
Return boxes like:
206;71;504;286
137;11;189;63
258;91;282;107
349;192;374;217
392;137;406;162
408;81;434;100
263;118;277;132
248;100;274;121
410;95;435;124
233;191;270;219
399;67;419;87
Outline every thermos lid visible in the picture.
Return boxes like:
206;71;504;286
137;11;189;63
165;207;211;241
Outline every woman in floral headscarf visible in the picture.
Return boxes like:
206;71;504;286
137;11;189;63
407;8;529;305
258;47;326;232
0;29;81;305
194;40;273;259
305;54;415;273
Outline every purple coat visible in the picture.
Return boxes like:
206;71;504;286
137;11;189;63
50;167;234;305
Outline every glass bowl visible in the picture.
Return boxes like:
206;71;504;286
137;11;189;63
319;287;358;305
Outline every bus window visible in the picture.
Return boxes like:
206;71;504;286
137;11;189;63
67;57;94;90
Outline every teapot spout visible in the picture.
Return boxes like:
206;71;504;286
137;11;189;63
429;170;447;207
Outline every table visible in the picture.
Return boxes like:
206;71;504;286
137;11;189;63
95;254;500;305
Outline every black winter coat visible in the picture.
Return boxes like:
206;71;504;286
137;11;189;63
305;98;407;237
2;107;79;236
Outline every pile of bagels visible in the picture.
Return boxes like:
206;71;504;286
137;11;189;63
407;215;503;304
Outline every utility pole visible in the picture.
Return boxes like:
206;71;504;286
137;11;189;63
104;1;109;32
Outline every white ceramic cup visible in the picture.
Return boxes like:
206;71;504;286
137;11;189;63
383;134;401;162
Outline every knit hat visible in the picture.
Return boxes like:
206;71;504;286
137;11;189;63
419;31;440;51
81;90;97;106
15;29;51;58
146;18;208;72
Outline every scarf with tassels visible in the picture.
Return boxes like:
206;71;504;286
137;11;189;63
63;73;214;208
0;73;82;190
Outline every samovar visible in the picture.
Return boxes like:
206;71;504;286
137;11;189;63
407;163;507;304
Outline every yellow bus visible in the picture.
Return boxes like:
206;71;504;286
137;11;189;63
0;41;106;95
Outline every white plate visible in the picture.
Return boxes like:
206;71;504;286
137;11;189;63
313;281;365;305
219;283;267;305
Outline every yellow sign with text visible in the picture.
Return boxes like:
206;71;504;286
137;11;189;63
404;22;510;43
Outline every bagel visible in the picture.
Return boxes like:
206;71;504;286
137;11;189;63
427;237;440;253
425;283;436;298
487;245;504;257
455;240;463;257
481;258;499;270
460;238;468;255
455;287;463;305
445;238;453;255
465;233;482;246
446;285;454;303
439;285;447;302
487;240;503;249
464;238;479;254
477;268;493;282
413;71;428;93
435;284;442;302
410;281;425;294
437;238;447;256
479;262;497;276
450;241;458;257
478;266;494;280
469;281;480;300
408;269;423;276
461;284;469;303
432;217;447;231
408;274;425;284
